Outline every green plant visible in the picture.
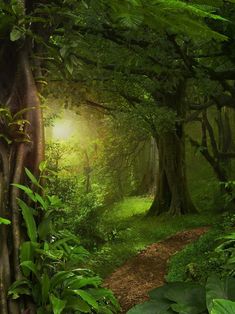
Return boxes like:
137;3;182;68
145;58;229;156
8;166;119;313
215;231;235;276
220;181;235;210
166;230;224;284
0;217;11;224
127;275;235;314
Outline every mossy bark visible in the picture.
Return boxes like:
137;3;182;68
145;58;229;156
0;43;44;314
148;81;197;216
148;131;197;216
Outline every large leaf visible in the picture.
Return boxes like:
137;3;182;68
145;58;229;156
165;282;206;314
8;279;32;299
206;276;235;312
51;271;75;289
50;294;66;314
35;192;48;210
12;183;36;202
65;296;91;313
20;261;40;281
18;199;38;242
73;289;99;310
127;300;174;314
68;276;102;289
211;299;235;314
25;167;42;188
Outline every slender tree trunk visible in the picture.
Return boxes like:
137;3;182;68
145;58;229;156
0;42;44;313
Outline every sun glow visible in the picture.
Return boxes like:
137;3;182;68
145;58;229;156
52;119;75;140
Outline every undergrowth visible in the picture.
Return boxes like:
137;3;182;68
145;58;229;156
89;197;220;278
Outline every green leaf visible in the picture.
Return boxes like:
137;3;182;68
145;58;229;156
73;290;99;310
12;183;36;202
20;261;40;281
127;300;173;314
41;273;50;304
38;217;52;240
8;279;31;299
0;217;11;225
51;271;75;289
65;60;74;75
25;167;42;188
165;282;206;313
65;296;91;312
18;199;37;242
211;299;235;314
50;294;66;314
206;276;235;312
88;288;119;308
35;192;48;210
10;26;23;41
39;160;47;172
68;276;102;289
20;242;34;276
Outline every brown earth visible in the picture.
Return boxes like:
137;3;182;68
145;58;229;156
104;227;208;313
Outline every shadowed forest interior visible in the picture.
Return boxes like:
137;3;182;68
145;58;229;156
1;1;235;314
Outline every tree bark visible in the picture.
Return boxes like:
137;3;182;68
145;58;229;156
148;131;197;216
148;81;197;216
0;42;44;313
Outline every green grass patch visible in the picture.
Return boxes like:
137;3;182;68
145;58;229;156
166;228;223;284
89;197;220;278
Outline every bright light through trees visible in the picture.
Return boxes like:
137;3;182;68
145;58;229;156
52;119;76;140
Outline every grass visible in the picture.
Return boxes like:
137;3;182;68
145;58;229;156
89;196;220;278
166;229;223;284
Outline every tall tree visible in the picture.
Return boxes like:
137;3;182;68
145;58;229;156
58;1;232;215
0;0;234;312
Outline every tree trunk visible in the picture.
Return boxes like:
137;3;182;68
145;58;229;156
148;131;197;216
0;42;44;313
148;81;197;216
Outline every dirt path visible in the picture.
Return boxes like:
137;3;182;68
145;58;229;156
104;227;208;313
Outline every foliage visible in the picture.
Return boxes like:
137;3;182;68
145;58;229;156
0;217;11;225
89;198;218;278
8;166;119;314
0;106;33;144
127;275;235;314
166;229;224;283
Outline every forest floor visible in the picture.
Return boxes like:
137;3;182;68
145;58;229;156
104;227;208;313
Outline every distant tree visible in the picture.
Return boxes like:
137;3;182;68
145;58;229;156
59;1;233;215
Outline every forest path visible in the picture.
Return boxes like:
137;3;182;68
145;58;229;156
103;227;208;313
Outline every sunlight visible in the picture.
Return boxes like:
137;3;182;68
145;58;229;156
52;119;75;140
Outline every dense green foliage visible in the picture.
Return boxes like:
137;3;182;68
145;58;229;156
8;167;119;313
1;0;235;313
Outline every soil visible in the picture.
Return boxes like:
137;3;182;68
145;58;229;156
103;227;208;313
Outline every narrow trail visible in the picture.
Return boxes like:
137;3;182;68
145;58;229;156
104;227;208;313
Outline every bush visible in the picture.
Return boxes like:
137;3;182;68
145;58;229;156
9;167;120;314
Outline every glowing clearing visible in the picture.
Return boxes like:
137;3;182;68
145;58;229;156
53;119;75;140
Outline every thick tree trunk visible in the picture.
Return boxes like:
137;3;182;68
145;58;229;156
148;81;197;216
148;131;197;216
0;43;44;313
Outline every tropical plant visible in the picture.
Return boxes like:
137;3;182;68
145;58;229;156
127;275;235;314
8;166;119;313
